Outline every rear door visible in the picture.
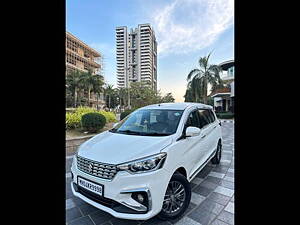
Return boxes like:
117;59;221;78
197;109;214;160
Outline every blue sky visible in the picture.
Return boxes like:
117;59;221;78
67;0;234;102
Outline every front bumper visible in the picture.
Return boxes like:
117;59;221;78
71;159;171;220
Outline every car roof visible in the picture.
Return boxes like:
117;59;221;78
139;102;213;110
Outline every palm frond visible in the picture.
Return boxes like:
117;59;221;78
187;69;201;81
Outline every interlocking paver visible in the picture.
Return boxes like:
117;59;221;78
65;121;234;224
217;211;234;225
214;186;234;197
68;215;95;225
224;202;234;214
191;192;206;205
207;192;231;206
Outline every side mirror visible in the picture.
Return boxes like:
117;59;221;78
112;123;118;128
185;126;201;137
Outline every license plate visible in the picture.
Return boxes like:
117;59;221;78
77;177;103;196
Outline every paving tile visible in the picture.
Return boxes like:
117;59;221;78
214;186;234;197
205;176;222;185
207;192;231;206
209;172;225;179
68;215;95;225
110;217;142;225
220;160;231;165
188;208;217;225
89;209;114;225
227;168;234;173
191;192;206;205
193;185;214;197
72;196;89;207
217;211;234;225
226;172;234;178
191;177;204;185
142;217;171;225
78;203;99;216
211;166;229;174
66;207;82;223
196;198;224;215
174;217;201;225
230;195;234;202
223;176;234;183
210;219;229;225
199;180;218;190
66;198;76;210
224;202;234;214
219;180;234;190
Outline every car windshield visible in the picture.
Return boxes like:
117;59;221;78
110;109;184;136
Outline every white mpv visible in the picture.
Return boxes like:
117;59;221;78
71;103;222;220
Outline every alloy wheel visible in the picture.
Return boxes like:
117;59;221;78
162;181;186;215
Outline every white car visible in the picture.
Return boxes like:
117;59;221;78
71;102;222;220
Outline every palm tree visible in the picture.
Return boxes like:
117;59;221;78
66;70;82;107
104;84;114;109
187;52;222;104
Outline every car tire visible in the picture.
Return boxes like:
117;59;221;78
158;173;191;220
211;141;222;164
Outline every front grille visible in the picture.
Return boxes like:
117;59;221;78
77;156;117;180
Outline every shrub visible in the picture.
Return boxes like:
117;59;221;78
216;112;234;119
81;113;106;133
99;110;117;123
66;112;81;129
120;109;135;120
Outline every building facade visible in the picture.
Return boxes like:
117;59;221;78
116;24;157;91
66;31;105;108
211;60;234;112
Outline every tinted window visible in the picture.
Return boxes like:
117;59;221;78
198;109;211;127
208;110;216;123
186;110;200;128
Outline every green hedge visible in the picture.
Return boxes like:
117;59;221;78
81;113;106;132
216;112;234;119
66;107;117;130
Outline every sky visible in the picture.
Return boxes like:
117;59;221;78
66;0;234;102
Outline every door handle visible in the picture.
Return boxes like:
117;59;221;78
201;134;206;139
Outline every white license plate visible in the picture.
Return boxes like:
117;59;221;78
78;177;103;196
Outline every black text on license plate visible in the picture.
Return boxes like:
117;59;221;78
78;177;103;196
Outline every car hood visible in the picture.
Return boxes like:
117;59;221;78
77;131;173;164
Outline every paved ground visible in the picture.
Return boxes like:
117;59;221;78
66;120;234;225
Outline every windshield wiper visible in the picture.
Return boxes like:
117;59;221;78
117;130;142;135
141;132;170;136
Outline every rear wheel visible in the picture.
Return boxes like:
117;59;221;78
158;173;191;220
211;141;222;164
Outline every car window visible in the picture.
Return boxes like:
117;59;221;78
112;109;184;136
186;110;200;128
208;110;216;123
198;109;211;127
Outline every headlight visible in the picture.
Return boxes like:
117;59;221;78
117;153;167;174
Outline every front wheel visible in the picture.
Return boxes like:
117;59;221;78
158;173;191;220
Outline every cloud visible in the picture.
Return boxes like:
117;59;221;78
151;0;234;56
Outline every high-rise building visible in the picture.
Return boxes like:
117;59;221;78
116;24;157;91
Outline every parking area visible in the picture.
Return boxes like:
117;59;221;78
66;120;234;225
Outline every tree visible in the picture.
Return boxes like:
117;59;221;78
104;84;115;109
160;93;175;103
66;70;83;107
186;52;222;104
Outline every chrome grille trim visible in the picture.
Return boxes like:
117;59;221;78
77;155;117;180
